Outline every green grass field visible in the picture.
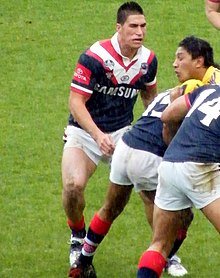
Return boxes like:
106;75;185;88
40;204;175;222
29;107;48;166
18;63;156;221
1;1;220;277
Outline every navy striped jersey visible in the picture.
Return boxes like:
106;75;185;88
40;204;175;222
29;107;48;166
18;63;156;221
164;85;220;163
122;90;171;157
69;33;157;133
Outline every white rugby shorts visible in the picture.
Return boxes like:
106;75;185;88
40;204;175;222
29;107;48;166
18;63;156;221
63;125;131;165
155;161;220;210
110;138;162;192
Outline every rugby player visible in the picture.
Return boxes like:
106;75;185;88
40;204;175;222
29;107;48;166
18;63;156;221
61;2;158;277
173;35;220;85
137;83;220;278
69;82;199;277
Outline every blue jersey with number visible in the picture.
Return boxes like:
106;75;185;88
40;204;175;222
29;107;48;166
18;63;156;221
68;33;157;133
122;90;170;157
164;85;220;163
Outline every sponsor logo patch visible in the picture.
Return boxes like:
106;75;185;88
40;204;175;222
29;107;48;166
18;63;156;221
73;63;91;85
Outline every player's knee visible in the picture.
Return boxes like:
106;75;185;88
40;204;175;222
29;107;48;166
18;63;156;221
63;176;84;199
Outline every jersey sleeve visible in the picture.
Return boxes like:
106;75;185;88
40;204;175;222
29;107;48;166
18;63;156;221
210;68;220;84
145;53;158;87
70;53;101;97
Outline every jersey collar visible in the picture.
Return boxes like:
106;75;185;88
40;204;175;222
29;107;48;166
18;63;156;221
111;32;142;63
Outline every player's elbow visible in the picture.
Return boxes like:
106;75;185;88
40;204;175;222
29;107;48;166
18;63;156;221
161;109;170;124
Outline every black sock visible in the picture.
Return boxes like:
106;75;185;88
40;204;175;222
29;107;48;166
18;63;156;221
168;238;184;259
137;268;159;278
79;226;105;266
71;226;86;238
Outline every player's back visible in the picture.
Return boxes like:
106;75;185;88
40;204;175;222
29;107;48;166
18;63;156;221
123;90;171;157
164;85;220;163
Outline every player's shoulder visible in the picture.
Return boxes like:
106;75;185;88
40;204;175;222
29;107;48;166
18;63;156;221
138;46;157;69
203;66;220;84
187;84;220;106
78;39;109;67
141;45;156;57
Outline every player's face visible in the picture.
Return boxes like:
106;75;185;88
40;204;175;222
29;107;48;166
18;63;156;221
173;47;200;83
117;14;146;58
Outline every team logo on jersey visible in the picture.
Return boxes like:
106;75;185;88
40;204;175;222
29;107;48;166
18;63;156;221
104;60;114;79
106;72;113;79
104;59;115;71
121;75;129;82
140;63;148;74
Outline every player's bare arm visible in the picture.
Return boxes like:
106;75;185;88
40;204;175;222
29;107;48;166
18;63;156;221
69;91;115;155
205;0;220;29
161;95;188;123
161;95;188;144
140;85;157;109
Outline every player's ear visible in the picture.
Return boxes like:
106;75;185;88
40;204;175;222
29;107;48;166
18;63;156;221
196;56;205;68
116;23;122;32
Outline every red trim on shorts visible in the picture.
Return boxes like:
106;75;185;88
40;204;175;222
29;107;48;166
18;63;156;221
138;250;165;277
90;213;112;235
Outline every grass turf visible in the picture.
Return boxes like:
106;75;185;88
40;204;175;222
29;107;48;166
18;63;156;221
1;0;219;277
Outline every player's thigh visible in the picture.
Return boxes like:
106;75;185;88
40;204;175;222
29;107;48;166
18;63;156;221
62;147;96;188
201;197;220;233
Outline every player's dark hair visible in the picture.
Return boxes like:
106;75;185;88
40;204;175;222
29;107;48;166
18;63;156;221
179;36;220;69
117;2;144;25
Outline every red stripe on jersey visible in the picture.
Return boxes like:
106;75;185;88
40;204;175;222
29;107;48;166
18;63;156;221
100;40;139;72
184;94;191;109
99;39;124;67
147;51;155;65
87;41;119;85
70;86;91;97
73;63;91;86
130;72;143;85
111;75;118;85
86;49;103;64
130;51;155;85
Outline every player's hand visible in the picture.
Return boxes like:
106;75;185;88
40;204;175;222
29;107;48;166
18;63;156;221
96;133;115;156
